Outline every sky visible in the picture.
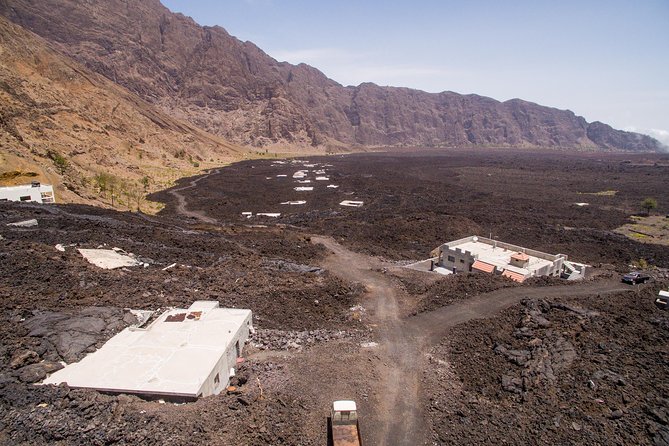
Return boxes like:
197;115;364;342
162;0;669;145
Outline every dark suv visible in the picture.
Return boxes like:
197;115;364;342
622;271;651;284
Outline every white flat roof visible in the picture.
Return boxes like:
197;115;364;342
333;400;357;412
0;184;53;191
340;200;364;207
44;303;252;397
78;249;140;269
451;240;554;275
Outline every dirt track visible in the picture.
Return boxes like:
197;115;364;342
167;167;220;224
313;236;426;445
407;278;634;343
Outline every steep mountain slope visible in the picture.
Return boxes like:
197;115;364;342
0;0;662;152
0;14;240;205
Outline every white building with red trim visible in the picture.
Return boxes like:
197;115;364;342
435;235;587;282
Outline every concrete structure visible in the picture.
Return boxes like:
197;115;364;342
435;235;588;282
7;219;38;228
44;301;253;400
0;182;55;204
78;248;143;269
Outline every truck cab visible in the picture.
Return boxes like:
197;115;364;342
329;400;362;446
656;290;669;311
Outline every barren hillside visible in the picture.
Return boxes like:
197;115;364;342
0;15;240;206
0;0;661;152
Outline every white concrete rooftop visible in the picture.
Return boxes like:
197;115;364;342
78;248;142;269
44;302;252;398
452;240;554;275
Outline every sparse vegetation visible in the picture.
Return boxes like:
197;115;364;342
632;258;649;269
615;214;669;246
93;172;114;198
47;150;69;174
92;172;150;211
641;197;658;215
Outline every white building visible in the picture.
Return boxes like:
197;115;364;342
435;235;588;282
44;301;253;400
0;182;55;203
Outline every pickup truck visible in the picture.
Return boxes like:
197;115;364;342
328;400;362;446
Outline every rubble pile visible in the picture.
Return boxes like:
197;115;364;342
494;299;589;396
250;328;366;351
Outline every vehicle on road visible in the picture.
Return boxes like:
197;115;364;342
328;400;362;446
656;290;669;311
621;271;651;284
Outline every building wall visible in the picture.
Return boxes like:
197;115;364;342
531;260;563;278
438;246;475;273
0;184;55;203
197;311;253;397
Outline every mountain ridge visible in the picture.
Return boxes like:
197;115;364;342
0;0;662;152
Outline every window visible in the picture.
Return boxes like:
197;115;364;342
41;192;54;203
20;196;32;202
447;255;455;263
214;373;220;385
460;259;465;263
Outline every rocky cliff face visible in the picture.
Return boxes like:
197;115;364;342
0;0;662;152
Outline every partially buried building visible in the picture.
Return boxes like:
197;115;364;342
43;301;253;400
0;182;55;203
435;235;588;282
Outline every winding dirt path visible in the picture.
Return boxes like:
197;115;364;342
313;236;636;446
407;278;630;343
167;169;220;224
312;236;427;446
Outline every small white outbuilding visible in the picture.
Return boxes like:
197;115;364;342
0;182;55;203
43;301;253;400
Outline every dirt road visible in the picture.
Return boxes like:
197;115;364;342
313;236;639;446
167;168;220;224
407;279;632;343
312;235;427;446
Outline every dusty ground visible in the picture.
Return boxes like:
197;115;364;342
1;150;668;445
616;215;669;247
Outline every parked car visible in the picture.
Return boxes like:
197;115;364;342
621;271;651;284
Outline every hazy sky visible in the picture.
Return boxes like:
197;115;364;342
161;0;669;145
